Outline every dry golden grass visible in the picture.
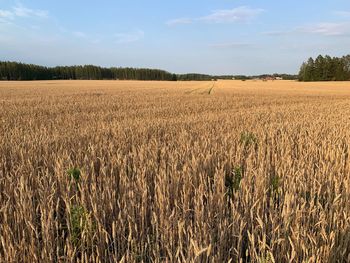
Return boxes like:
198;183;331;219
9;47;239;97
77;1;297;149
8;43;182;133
1;80;350;262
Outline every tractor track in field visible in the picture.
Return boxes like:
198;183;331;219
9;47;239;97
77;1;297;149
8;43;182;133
186;81;216;95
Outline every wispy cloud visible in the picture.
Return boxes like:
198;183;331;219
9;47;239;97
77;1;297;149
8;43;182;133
114;30;144;44
72;31;87;38
0;3;48;24
91;38;101;44
333;11;350;17
261;30;291;36
0;10;14;20
209;42;252;49
263;22;350;37
167;6;264;26
166;18;192;26
199;6;264;23
297;22;350;36
13;4;48;18
72;32;103;45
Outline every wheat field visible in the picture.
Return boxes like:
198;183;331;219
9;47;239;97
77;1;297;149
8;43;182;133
1;80;350;262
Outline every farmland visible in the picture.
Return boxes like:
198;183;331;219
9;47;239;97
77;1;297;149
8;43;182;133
1;80;350;262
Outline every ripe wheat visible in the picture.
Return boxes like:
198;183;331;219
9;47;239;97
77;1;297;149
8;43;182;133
1;80;350;262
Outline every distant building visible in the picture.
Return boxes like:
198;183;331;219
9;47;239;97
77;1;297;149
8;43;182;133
276;77;283;80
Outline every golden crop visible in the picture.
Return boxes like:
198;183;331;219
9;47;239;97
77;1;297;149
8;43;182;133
1;80;350;262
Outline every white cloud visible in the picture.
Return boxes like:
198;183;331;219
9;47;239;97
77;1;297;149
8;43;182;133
199;6;264;23
0;3;48;25
209;42;252;49
115;30;144;44
166;18;192;26
167;6;264;26
297;22;350;36
13;4;48;18
0;10;14;20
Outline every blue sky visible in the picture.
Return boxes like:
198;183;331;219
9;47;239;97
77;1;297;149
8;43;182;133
1;0;350;75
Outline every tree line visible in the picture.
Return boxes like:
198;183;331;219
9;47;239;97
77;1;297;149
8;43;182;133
5;57;350;82
298;55;350;81
0;61;177;81
0;61;300;81
177;73;297;81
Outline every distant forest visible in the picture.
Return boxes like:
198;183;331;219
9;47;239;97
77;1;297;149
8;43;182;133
0;61;298;81
0;62;177;81
298;55;350;81
4;57;350;82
